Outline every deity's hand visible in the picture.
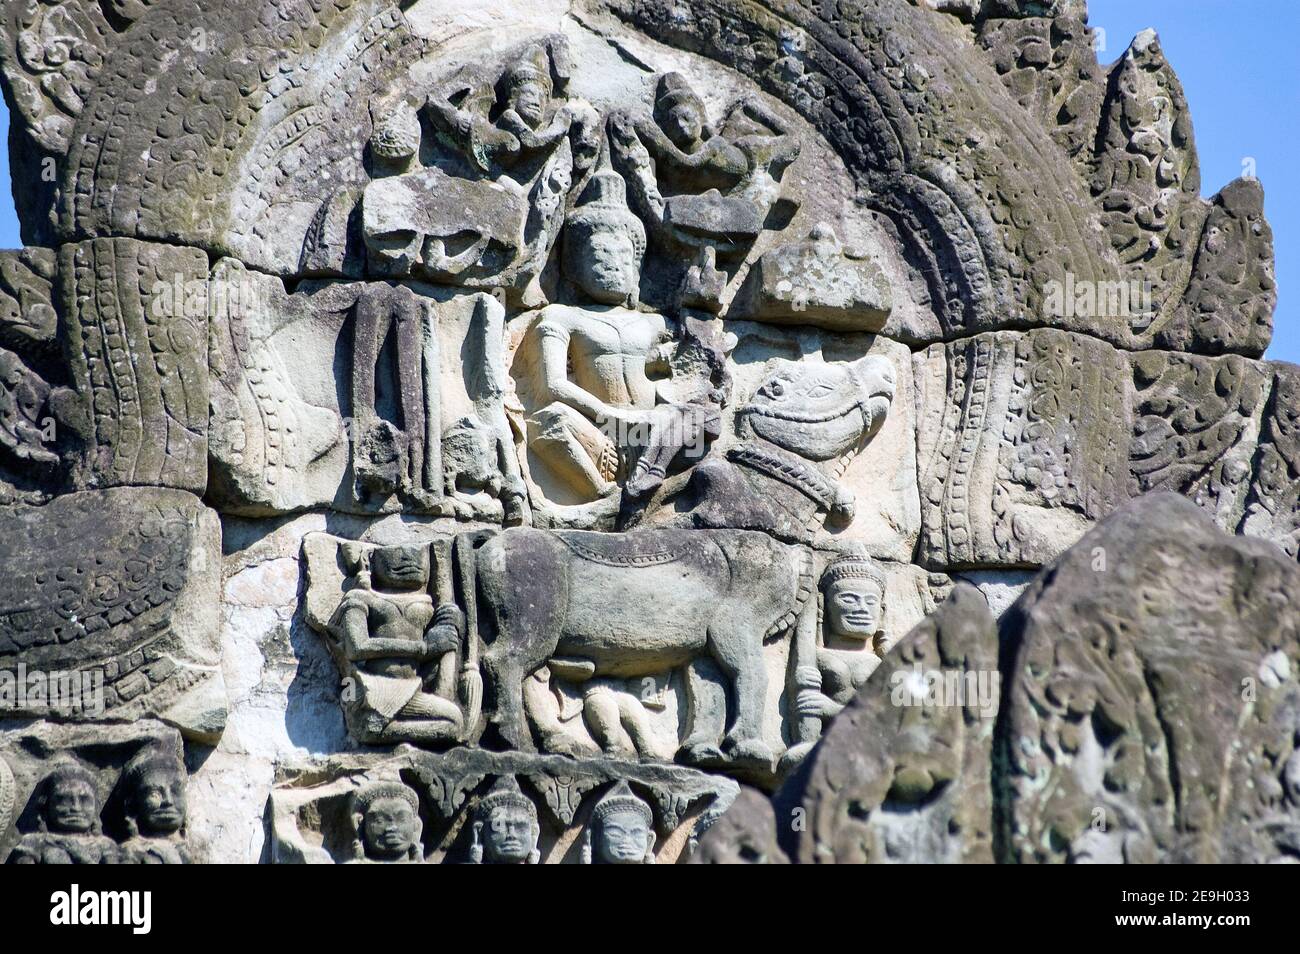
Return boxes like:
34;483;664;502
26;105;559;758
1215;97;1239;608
796;688;840;720
433;603;466;636
795;665;823;690
424;624;461;657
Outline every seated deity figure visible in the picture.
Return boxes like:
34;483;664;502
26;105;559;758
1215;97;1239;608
327;544;466;746
7;759;118;864
582;780;657;864
520;167;718;504
469;776;540;864
118;745;196;864
347;781;424;864
611;72;801;257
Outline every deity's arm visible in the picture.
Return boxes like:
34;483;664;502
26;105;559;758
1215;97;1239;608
498;108;571;153
536;319;620;422
337;602;427;661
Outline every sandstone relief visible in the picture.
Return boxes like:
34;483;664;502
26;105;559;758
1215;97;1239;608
0;0;1293;867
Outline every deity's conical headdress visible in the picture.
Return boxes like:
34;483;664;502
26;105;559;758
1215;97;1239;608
591;779;653;827
475;775;535;820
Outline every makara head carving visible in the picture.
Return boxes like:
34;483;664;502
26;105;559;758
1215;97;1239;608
350;781;423;863
563;169;647;306
738;354;896;461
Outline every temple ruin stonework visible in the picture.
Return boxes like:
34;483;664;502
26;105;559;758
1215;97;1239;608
0;0;1295;864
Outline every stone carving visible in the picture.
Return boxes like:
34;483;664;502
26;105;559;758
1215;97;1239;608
207;259;343;514
7;757;119;864
783;553;891;767
0;0;1291;867
1242;362;1300;560
582;780;656;864
469;775;540;864
303;535;479;747
364;36;597;306
1;724;191;865
656;353;897;545
347;781;423;864
696;583;1000;864
1130;350;1268;531
611;70;801;260
475;528;814;772
117;743;197;864
1001;494;1300;863
60;238;210;494
916;329;1130;568
510;166;725;517
270;748;735;865
0;488;225;742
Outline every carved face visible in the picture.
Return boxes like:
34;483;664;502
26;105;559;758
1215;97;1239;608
594;809;654;864
484;806;538;863
128;766;187;836
45;777;98;834
359;796;421;861
511;80;548;129
568;227;640;305
665;101;704;149
826;578;884;640
371;545;430;591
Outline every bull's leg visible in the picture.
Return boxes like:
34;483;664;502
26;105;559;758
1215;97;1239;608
679;658;727;763
482;644;536;752
709;629;775;767
476;532;566;753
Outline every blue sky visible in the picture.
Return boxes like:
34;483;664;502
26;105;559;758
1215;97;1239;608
0;1;1296;362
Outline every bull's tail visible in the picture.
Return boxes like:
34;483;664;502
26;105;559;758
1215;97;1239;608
764;547;816;643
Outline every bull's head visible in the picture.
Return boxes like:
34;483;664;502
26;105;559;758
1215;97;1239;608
737;354;896;462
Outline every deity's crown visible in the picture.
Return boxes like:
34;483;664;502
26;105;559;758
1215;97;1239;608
352;780;419;815
503;45;553;96
41;756;98;797
121;743;183;790
475;775;535;818
820;552;886;591
566;168;647;257
591;779;653;826
655;71;705;116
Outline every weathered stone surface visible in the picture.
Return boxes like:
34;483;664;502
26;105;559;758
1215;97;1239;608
1242;362;1300;561
0;0;1290;866
270;747;736;864
916;328;1131;569
0;721;201;864
1129;350;1268;532
999;493;1300;864
0;488;226;741
687;785;789;864
60;238;210;494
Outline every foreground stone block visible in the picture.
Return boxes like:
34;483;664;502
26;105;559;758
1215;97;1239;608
1000;493;1300;863
0;488;226;741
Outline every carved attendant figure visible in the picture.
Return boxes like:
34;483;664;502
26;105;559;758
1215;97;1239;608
797;555;890;719
119;745;194;864
6;759;117;865
469;776;540;864
347;781;424;864
582;780;656;864
328;544;466;745
612;72;801;256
